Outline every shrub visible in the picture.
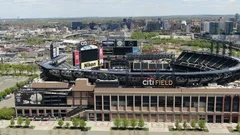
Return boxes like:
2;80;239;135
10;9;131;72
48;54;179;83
58;119;64;128
65;122;70;128
138;119;144;128
130;119;137;129
10;118;15;126
25;118;31;127
191;120;196;129
198;120;206;130
183;121;187;130
79;119;86;128
122;119;129;129
17;116;24;126
114;118;121;128
72;118;79;128
175;120;180;130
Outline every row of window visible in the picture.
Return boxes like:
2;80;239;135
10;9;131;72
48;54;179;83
96;95;240;112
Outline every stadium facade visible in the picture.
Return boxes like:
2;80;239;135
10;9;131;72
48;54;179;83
14;40;240;123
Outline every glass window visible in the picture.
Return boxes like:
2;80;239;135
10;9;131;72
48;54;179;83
191;96;198;107
167;96;173;107
208;97;214;112
175;96;182;107
96;96;102;110
216;97;223;112
233;96;239;112
135;96;141;107
183;96;190;107
143;96;149;107
119;96;125;107
111;96;117;106
159;96;165;107
224;96;231;112
127;96;133;106
199;97;206;108
151;96;157;107
104;96;110;110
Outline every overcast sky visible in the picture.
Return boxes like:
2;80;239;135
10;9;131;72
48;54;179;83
0;0;239;18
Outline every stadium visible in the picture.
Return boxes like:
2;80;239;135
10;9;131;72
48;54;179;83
15;40;240;123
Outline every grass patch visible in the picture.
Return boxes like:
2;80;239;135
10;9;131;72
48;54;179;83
111;127;149;131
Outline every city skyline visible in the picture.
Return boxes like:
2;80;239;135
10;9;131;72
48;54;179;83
0;0;239;19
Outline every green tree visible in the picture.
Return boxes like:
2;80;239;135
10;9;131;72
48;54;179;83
236;123;240;132
72;118;79;128
130;119;137;129
175;120;180;130
138;119;144;128
17;116;24;126
58;119;64;128
10;118;15;127
114;118;122;128
198;120;206;130
122;119;129;129
25;118;31;127
191;120;196;129
0;107;15;120
183;121;187;130
79;119;87;128
65;122;70;128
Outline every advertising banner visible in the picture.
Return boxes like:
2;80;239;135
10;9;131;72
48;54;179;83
74;50;80;67
15;91;44;105
99;48;104;66
81;60;99;69
102;41;115;47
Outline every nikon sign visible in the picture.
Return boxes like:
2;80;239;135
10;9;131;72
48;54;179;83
142;80;173;86
81;60;99;69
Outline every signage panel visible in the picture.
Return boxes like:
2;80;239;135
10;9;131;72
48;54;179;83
99;48;104;66
81;60;99;69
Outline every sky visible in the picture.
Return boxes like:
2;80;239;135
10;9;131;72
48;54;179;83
0;0;239;18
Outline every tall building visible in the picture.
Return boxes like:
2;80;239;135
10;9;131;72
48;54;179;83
209;22;219;35
201;21;210;33
186;24;191;33
235;13;240;21
237;21;240;33
225;21;234;35
71;22;83;30
146;20;161;32
163;20;170;30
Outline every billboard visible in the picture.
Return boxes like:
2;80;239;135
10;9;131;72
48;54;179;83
73;50;80;67
99;48;104;66
81;60;99;69
81;49;98;63
102;41;115;47
125;41;138;47
15;91;44;105
56;47;60;56
113;47;133;55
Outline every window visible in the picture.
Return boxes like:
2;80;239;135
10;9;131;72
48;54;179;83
208;97;214;112
104;96;110;110
143;96;149;107
224;96;231;112
175;96;182;107
233;96;239;112
191;97;198;107
111;96;117;106
159;96;165;107
183;97;190;107
167;96;173;107
199;97;206;108
135;96;141;107
119;96;125;107
127;96;133;106
96;96;102;110
216;97;223;112
151;96;157;107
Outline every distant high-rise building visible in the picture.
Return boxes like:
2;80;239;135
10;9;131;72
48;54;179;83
225;21;234;35
186;24;191;33
209;22;219;35
235;13;240;21
237;21;240;33
146;20;161;31
201;21;210;33
163;20;170;30
71;22;83;30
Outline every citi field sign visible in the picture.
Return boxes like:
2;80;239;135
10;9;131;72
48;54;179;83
142;79;173;86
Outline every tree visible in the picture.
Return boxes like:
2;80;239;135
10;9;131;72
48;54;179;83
25;118;31;127
17;116;24;126
114;118;121;128
198;120;206;130
79;119;87;129
122;119;129;129
65;122;70;128
138;119;144;128
58;119;64;128
191;120;196;129
130;119;137;129
72;117;79;128
183;121;187;130
10;118;15;127
175;120;180;130
0;107;15;120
